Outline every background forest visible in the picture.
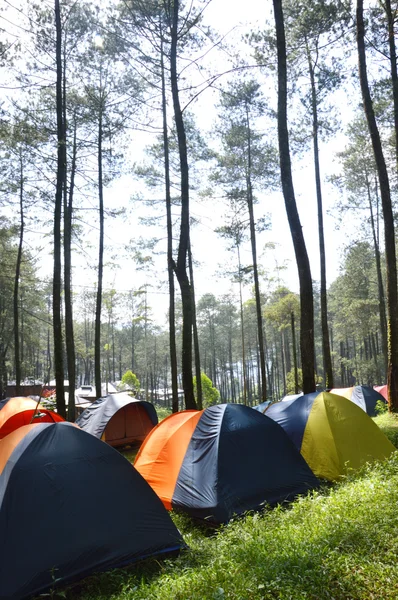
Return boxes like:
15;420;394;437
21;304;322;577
0;0;396;415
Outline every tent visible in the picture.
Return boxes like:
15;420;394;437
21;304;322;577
281;393;304;402
330;385;387;416
374;385;388;401
0;396;64;439
252;400;271;413
76;392;158;447
0;422;184;600
265;391;395;481
134;403;319;525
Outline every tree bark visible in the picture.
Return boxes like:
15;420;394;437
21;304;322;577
384;0;398;166
64;113;77;421
291;311;299;393
357;0;398;410
14;151;24;396
95;105;104;400
306;41;334;389
161;36;179;413
189;242;203;409
245;102;267;402
169;0;196;409
366;171;387;378
237;244;247;404
273;0;316;394
54;0;66;417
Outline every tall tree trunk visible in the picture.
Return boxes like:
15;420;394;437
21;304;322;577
169;0;196;409
53;0;66;417
65;113;77;421
291;311;299;393
189;242;203;409
245;102;267;402
14;151;24;396
306;40;334;389
228;312;236;402
273;0;315;394
384;0;398;167
366;171;388;377
95;105;104;400
161;37;179;413
237;244;247;404
357;0;398;410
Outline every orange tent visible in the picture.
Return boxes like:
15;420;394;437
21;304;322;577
0;397;64;439
135;404;320;524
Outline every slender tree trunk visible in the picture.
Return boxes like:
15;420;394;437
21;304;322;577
65;114;77;421
245;103;267;402
228;312;236;402
366;171;388;377
14;152;24;396
189;242;203;409
273;0;315;394
385;0;398;167
237;244;247;404
291;311;299;393
161;38;179;413
306;41;333;389
357;0;398;410
169;0;196;409
53;0;66;417
95;105;104;400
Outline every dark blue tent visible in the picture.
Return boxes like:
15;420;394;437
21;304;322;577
0;422;184;600
136;403;320;525
76;392;158;447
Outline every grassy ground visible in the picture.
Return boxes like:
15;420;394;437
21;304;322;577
49;412;398;600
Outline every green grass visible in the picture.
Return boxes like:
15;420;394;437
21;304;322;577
55;448;398;600
374;411;398;447
38;412;398;600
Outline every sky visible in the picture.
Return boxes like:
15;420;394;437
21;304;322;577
2;0;361;326
71;0;357;325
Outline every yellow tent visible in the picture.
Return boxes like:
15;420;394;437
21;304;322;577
266;391;395;481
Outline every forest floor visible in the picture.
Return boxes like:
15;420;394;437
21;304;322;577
48;412;398;600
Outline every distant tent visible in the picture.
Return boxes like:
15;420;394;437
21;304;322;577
374;385;388;401
0;407;64;439
265;391;395;481
0;397;64;439
76;393;158;447
135;403;319;525
252;400;271;413
0;422;184;600
281;392;303;402
330;385;387;416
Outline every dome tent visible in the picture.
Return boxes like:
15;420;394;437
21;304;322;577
0;396;64;439
265;391;395;481
0;422;184;600
76;392;158;447
374;384;388;401
134;403;319;525
330;385;387;416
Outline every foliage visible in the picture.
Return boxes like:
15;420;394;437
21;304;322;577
285;368;302;394
375;399;388;415
154;404;172;422
193;373;220;408
121;370;140;391
374;412;398;447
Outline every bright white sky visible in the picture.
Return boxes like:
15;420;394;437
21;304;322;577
3;0;362;325
78;0;357;325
